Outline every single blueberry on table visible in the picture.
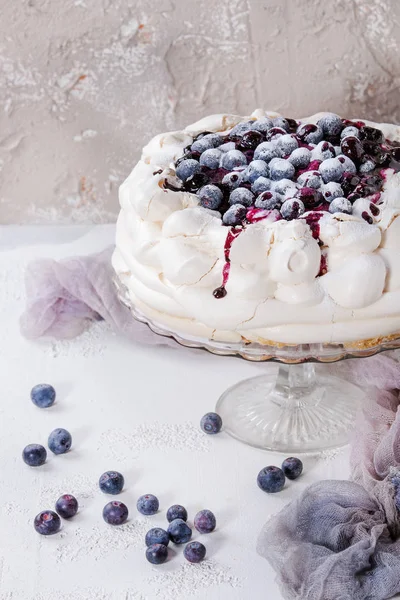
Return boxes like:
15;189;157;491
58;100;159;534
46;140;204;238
229;187;254;207
48;428;72;455
194;509;216;534
175;159;201;182
220;149;247;170
99;471;125;495
55;494;78;519
269;158;295;181
137;494;159;516
34;510;61;535
251;176;271;194
103;501;129;525
167;504;188;523
199;148;222;169
282;457;303;480
222;171;244;190
145;527;170;547
222;204;247;226
146;543;168;565
317;113;343;137
329;197;352;214
167;518;192;544
200;412;222;435
254;141;279;163
184;541;207;563
257;466;285;493
197;185;223;210
30;383;56;408
22;443;47;467
245;160;269;183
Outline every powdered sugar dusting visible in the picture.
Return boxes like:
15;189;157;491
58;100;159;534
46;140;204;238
40;473;97;507
43;320;112;358
0;590;146;600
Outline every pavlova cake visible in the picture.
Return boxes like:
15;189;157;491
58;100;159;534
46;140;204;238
112;110;400;345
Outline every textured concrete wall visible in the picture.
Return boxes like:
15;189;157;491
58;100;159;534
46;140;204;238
1;0;399;224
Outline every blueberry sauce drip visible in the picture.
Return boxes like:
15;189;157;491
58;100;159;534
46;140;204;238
213;226;243;299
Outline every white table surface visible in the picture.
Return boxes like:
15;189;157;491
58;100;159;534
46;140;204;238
0;225;351;600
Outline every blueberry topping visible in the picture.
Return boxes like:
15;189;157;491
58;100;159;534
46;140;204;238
322;182;344;202
296;123;323;144
184;541;206;563
337;155;357;174
199;148;222;169
391;147;400;162
319;157;345;183
245;160;269;183
272;117;291;132
222;171;244;190
200;412;222;434
359;158;376;174
273;178;298;195
281;457;303;480
220;149;247;170
145;527;170;547
370;203;380;216
340;136;364;165
99;471;125;495
238;130;264;150
341;126;360;140
266;127;287;141
257;466;285;493
219;141;236;153
193;131;213;141
297;170;323;189
222;204;247;226
254;141;280;163
230;121;254;136
197;185;223;210
184;172;209;192
194;509;216;533
295;187;323;209
255;191;281;210
362;211;374;224
280;198;305;220
137;494;159;516
103;501;128;525
30;383;56;408
313;140;336;161
269;158;295;181
146;543;168;564
23;443;47;467
251;176;271;194
55;494;78;519
329;197;352;214
288;147;311;168
276;134;298;156
175;159;201;182
168;519;192;544
48;428;72;455
229;187;254;207
359;126;384;144
34;510;61;535
317;113;343;137
167;505;188;523
251;117;273;133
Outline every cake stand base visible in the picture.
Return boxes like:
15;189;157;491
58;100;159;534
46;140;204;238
216;364;364;453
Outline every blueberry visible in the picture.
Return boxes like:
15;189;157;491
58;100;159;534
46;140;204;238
222;171;244;190
48;428;72;455
329;197;352;214
176;159;201;182
272;117;291;132
296;123;323;144
30;383;56;408
229;187;254;207
313;141;336;161
239;130;264;150
200;412;222;434
297;171;323;189
341;126;360;140
103;501;129;525
197;185;223;210
340;136;364;165
253;142;279;163
269;158;295;181
245;160;269;183
184;541;206;563
194;509;216;534
251;117;273;133
99;471;125;495
280;198;305;220
296;187;323;209
282;457;303;480
22;444;47;467
359;159;376;173
191;133;222;152
276;134;298;157
337;155;357;174
359;126;384;144
317;113;343;137
251;176;271;194
166;506;188;525
319;158;345;183
230;121;254;136
257;466;285;493
145;527;170;547
288;147;311;169
222;204;247;226
146;543;168;565
255;191;281;210
167;518;192;544
219;141;236;153
34;510;61;535
272;178;297;196
184;172;209;193
55;494;78;519
220;150;247;170
266;127;287;141
199;148;222;169
322;182;344;202
137;494;159;516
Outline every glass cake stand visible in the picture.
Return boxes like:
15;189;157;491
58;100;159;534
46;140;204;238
115;277;400;453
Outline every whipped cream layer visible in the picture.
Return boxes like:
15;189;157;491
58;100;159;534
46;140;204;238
113;110;400;345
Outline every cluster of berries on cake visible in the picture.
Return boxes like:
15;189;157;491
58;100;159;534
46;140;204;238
170;113;400;226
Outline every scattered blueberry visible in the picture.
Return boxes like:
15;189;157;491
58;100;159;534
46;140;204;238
280;198;305;220
322;182;344;202
297;171;323;189
34;510;61;535
296;123;323;144
199;148;222;169
30;383;56;408
55;494;78;519
239;130;264;150
317;113;343;137
167;504;188;523
220;150;247;170
167;518;192;544
269;158;295;181
329;197;352;214
282;457;303;480
245;160;269;183
22;444;47;467
137;494;159;516
146;543;168;565
103;501;129;525
229;187;254;207
257;466;285;493
255;191;281;210
337;155;357;174
251;117;273;133
48;428;72;455
341;126;360;140
184;541;206;563
200;412;222;434
194;509;216;534
254;141;279;163
99;471;125;495
272;117;291;132
222;204;247;226
288;147;311;168
197;185;223;210
319;157;345;183
276;134;298;157
175;159;201;182
251;176;271;194
145;527;170;547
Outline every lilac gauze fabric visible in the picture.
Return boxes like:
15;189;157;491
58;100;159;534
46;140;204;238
19;246;177;347
258;353;400;600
